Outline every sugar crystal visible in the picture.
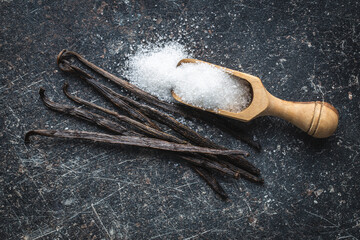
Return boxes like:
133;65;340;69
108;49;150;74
124;42;252;113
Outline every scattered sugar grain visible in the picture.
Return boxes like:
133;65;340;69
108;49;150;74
124;42;252;113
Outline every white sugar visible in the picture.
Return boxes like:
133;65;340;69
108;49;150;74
125;42;188;102
124;42;252;113
174;63;252;112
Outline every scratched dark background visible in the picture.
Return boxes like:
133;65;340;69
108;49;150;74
1;0;359;239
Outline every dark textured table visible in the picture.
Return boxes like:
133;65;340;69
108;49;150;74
1;1;359;239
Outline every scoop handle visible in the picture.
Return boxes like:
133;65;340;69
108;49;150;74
263;92;339;138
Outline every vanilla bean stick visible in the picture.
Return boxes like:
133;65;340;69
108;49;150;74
25;129;249;156
24;128;238;180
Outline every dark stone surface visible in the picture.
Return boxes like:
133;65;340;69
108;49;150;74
1;0;359;239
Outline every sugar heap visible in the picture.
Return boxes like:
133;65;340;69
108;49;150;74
124;42;252;113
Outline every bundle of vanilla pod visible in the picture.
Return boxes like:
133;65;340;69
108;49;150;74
25;50;263;199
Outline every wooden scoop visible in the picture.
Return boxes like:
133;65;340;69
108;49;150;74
172;59;339;138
